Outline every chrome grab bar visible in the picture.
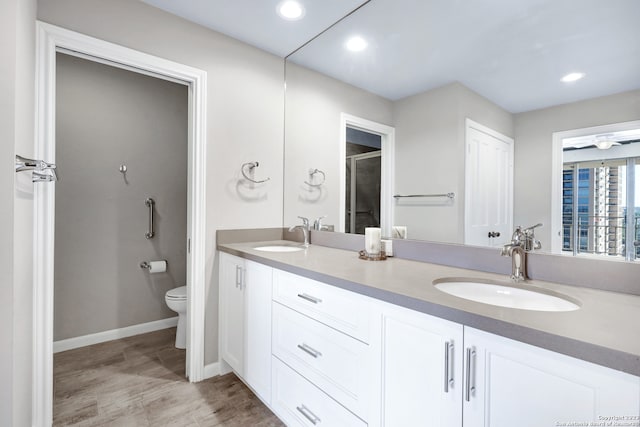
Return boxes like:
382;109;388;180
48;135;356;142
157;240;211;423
15;154;58;182
145;198;155;239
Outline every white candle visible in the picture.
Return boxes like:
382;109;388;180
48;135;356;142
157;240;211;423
365;227;381;255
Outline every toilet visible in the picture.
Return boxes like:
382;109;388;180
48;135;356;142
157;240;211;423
165;286;187;349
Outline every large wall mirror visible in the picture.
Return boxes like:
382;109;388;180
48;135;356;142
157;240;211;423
283;0;640;260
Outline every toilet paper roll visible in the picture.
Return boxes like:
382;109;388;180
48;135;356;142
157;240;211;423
148;260;167;273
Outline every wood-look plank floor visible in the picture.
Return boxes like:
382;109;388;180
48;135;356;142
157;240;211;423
53;328;284;426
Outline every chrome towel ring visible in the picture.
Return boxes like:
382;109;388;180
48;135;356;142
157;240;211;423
241;161;270;184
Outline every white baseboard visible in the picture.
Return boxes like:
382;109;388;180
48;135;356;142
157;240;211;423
203;362;220;379
53;317;179;353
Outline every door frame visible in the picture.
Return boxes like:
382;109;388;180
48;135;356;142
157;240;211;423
339;113;395;237
34;22;207;425
464;118;514;246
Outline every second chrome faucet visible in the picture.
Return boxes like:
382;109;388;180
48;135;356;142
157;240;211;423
289;215;328;247
501;223;543;282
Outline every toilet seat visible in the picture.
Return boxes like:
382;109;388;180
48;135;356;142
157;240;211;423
166;285;186;300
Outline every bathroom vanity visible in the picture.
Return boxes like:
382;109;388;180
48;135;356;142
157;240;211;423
218;241;640;427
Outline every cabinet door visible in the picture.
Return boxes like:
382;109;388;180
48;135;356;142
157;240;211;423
219;252;245;376
380;303;463;427
463;327;640;427
244;259;272;404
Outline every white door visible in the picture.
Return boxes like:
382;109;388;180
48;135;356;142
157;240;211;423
463;327;640;427
465;119;513;247
244;259;273;404
380;303;464;427
219;252;245;376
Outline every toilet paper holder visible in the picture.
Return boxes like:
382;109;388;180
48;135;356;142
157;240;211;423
140;260;167;272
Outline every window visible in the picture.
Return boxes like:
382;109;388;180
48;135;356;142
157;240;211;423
562;158;639;260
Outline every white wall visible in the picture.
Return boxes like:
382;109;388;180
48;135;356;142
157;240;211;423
2;0;37;425
514;89;640;250
284;62;394;229
392;82;513;242
38;0;285;364
0;2;18;423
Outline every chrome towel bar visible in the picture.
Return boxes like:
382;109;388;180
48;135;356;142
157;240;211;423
393;192;455;199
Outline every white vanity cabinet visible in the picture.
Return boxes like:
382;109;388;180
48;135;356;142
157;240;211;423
378;302;464;427
463;327;640;427
377;302;640;427
219;252;273;403
218;252;640;427
219;252;245;376
271;269;376;426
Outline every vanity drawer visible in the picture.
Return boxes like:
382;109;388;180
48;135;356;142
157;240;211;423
272;357;367;427
272;268;371;342
272;302;371;420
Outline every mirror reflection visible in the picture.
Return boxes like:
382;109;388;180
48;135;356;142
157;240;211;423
283;0;640;259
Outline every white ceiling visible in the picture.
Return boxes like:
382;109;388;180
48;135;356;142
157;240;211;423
141;0;367;57
143;0;640;113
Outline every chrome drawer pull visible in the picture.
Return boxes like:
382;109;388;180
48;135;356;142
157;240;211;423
296;404;321;425
297;343;322;358
297;293;322;304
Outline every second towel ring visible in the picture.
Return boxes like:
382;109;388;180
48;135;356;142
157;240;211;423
241;161;270;184
304;168;326;187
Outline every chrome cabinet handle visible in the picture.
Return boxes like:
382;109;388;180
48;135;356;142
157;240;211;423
297;293;322;304
296;404;321;425
297;343;322;358
444;341;454;393
235;265;244;289
465;347;476;402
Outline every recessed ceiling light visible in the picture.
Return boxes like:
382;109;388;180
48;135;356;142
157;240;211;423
345;36;367;52
561;72;585;83
277;1;305;21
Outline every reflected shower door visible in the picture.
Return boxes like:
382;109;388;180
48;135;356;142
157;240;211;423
345;151;381;234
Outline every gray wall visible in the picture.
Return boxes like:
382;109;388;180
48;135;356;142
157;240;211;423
393;82;513;242
38;0;285;364
514;89;640;250
54;53;187;340
284;62;394;228
2;0;36;425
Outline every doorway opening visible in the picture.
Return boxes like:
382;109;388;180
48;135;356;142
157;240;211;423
34;22;207;425
345;128;382;234
340;114;395;237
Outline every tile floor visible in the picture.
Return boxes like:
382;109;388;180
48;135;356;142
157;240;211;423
53;328;284;426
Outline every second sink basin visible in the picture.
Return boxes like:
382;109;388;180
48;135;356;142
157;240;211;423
254;245;305;253
433;278;580;312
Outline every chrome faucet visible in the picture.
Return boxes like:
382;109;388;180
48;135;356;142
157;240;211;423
289;216;310;247
313;215;327;231
501;223;543;282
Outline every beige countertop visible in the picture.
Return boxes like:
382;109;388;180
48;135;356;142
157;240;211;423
218;240;640;377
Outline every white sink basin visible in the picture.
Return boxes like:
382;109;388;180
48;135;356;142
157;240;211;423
254;245;305;252
433;279;580;312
